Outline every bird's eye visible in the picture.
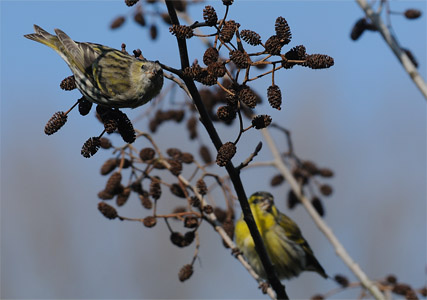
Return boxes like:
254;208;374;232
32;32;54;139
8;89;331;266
251;198;259;204
141;64;145;70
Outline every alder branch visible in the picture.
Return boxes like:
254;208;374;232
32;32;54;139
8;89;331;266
164;1;288;299
355;0;427;100
261;128;386;300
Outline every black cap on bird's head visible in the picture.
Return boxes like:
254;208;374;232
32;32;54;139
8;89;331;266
249;191;274;212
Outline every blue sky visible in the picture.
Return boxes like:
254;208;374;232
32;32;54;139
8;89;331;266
1;0;426;299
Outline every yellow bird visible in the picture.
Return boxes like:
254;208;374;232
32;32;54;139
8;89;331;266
235;191;327;279
24;25;163;109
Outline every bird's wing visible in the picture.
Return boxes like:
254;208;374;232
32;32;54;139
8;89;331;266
276;212;328;278
54;28;98;74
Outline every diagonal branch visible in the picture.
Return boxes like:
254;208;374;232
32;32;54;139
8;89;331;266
261;128;386;300
355;0;427;101
164;1;288;299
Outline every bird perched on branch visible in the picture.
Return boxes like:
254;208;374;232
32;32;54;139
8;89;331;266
24;25;163;108
235;191;327;280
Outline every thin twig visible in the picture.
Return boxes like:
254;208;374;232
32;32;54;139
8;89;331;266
355;0;427;100
261;127;386;300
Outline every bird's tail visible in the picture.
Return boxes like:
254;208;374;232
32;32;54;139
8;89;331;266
24;25;60;51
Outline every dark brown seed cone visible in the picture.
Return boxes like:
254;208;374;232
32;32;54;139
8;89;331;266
143;216;157;227
222;218;235;248
181;153;194;164
350;18;374;41
114;110;135;143
184;62;203;80
282;45;307;69
220;20;238;43
170;183;186;198
45;111;67;135
225;89;238;107
100;158;118;175
264;35;283;55
270;174;285;186
318;168;334;177
190;196;201;208
303;54;334;69
311;294;325;300
214;207;227;223
216;142;236;167
81;137;101;158
293;167;309;185
223;218;234;238
153;159;166;169
150;24;158;40
238;86;257;108
196;178;207;195
207;61;226;78
140;193;153;209
139;147;156;161
217;105;236;122
203;205;213;214
166;148;182;160
111;16;126;29
203;47;219;65
320;184;333;196
98;190;114;200
404;9;422;19
199;145;212;164
99;137;112;149
60;75;76;90
301;160;318;175
98;202;118;220
104;119;118;134
240;29;262;46
405;289;418;300
125;0;139;6
251;115;272;129
116;187;131;206
169;24;193;39
187;116;198;140
222;0;233;5
230;50;250;69
203;5;218;26
173;109;185;122
402;48;418;68
287;190;300;209
121;158;132;169
148;119;159;133
393;283;412;296
105;172;122;195
149;177;161;200
312;198;325;217
334;274;349;287
275;16;291;44
131;181;143;194
134;11;146;26
132;48;141;58
386;274;398;284
184;231;194;244
267;84;282;110
197;73;217;86
184;216;198;228
168;159;182;176
78;97;93;116
178;264;194;282
172;206;186;216
170;232;185;247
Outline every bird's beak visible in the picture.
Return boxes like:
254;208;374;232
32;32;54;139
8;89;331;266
260;199;273;212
